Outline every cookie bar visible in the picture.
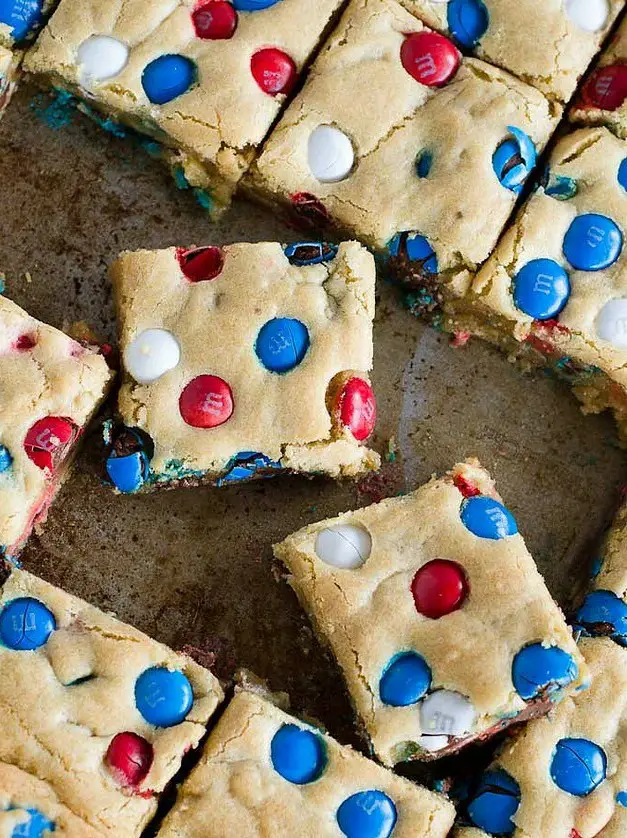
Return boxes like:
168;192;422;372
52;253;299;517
105;241;379;493
249;0;561;301
574;493;627;648
23;0;345;218
460;638;627;837
398;0;624;102
0;567;224;837
0;295;113;561
0;0;59;49
273;459;587;766
571;14;627;138
157;689;456;837
445;127;627;443
0;763;102;837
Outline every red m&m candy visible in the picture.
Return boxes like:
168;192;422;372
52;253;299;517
179;375;234;428
177;246;225;282
24;417;77;471
336;377;376;441
400;32;460;87
15;334;36;350
192;1;238;39
579;65;627;111
105;732;154;788
251;48;297;96
411;559;468;619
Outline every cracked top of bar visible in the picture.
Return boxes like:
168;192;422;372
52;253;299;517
273;459;587;766
157;689;456;837
458;638;627;838
571;14;627;138
23;0;343;190
0;295;112;555
466;127;627;389
251;0;561;288
109;242;379;489
399;0;624;103
0;568;223;837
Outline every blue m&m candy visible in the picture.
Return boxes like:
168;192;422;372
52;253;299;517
415;150;433;178
255;317;310;373
336;790;397;838
617;791;627;807
283;242;338;266
563;213;623;271
467;769;521;835
618;158;627;193
142;54;196;105
447;0;490;48
233;0;282;8
379;651;431;706
493;127;537;195
134;666;193;727
270;724;327;784
460;496;518;540
550;738;607;796
575;590;627;646
106;449;148;493
388;232;438;273
0;444;12;473
544;171;578;201
513;259;571;320
106;428;149;494
0;0;44;44
0;598;56;651
7;806;56;838
511;643;578;700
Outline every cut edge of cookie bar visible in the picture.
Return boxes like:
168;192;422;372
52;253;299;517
443;125;627;446
157;686;456;838
0;295;114;562
0;566;225;837
457;637;627;837
21;0;348;219
273;458;587;767
104;241;381;494
247;0;562;315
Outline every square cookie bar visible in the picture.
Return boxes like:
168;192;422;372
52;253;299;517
273;459;587;766
571;14;627;138
459;638;627;838
250;0;561;301
0;567;224;837
445;127;627;442
0;763;101;837
23;0;345;217
105;241;380;493
0;295;113;561
398;0;623;102
574;492;627;648
157;689;456;838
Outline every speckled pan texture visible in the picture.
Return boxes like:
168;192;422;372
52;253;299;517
2;62;627;810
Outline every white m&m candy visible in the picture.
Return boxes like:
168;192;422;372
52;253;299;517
595;299;627;349
308;125;355;183
77;35;129;84
124;328;181;384
418;690;475;752
564;0;609;32
314;524;372;569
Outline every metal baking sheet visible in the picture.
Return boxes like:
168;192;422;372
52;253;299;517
4;81;627;787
